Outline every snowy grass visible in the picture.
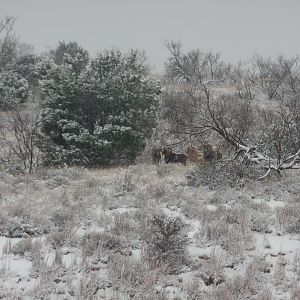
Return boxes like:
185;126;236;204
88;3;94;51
0;163;299;299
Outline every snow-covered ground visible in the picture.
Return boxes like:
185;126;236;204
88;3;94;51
0;164;299;299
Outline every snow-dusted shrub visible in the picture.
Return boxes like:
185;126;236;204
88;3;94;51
221;224;255;256
255;288;274;300
210;257;263;299
187;160;264;189
37;166;88;181
9;237;42;258
199;218;229;245
81;232;129;257
273;256;287;286
156;163;171;177
145;213;187;273
46;176;70;189
50;208;74;231
197;206;254;255
292;251;300;279
250;214;272;233
200;254;225;286
121;167;137;193
291;283;300;300
39;48;161;167
108;254;161;299
4;218;44;238
46;226;76;249
276;203;300;234
180;199;202;219
76;272;103;300
110;213;137;239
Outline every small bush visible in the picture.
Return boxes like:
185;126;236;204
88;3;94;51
50;208;74;230
81;232;129;257
9;237;41;256
145;213;187;273
110;213;136;238
200;254;225;286
108;254;161;298
276;204;300;234
156;163;171;178
187;160;264;189
46;226;76;249
250;214;272;233
291;283;300;300
210;258;263;299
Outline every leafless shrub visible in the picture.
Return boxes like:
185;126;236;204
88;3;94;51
253;55;299;100
263;235;271;249
292;250;300;279
257;107;300;163
76;272;102;300
199;217;229;246
185;277;204;300
0;16;18;69
291;282;300;300
156;162;171;177
134;207;158;241
50;208;74;231
9;237;40;256
108;254;162;299
163;42;300;179
81;232;129;257
231;63;255;100
210;257;262;299
180;199;202;219
250;214;272;233
254;288;274;300
46;225;77;249
38;166;88;181
122;167;136;193
31;241;45;273
110;213;137;239
0;103;40;174
221;225;254;256
276;203;300;233
197;206;253;256
187;160;264;189
273;256;287;286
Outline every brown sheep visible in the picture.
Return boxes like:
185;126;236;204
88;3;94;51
162;147;187;166
187;146;205;163
202;144;222;161
187;144;222;163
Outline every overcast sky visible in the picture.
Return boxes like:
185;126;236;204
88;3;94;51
1;0;300;72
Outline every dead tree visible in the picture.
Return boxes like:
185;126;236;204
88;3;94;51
0;103;40;173
163;41;300;178
0;16;18;70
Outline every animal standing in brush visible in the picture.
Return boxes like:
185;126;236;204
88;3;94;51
187;145;205;163
152;147;163;164
202;144;222;161
162;147;187;166
187;144;222;163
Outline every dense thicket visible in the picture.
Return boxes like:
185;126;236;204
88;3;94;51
160;41;300;176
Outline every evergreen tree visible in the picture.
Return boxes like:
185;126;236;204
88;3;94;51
0;70;29;108
39;48;161;166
